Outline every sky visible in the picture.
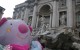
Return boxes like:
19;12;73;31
0;0;26;18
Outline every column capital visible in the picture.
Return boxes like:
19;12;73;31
33;0;38;6
34;3;38;6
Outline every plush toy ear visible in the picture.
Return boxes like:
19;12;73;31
29;25;33;33
0;18;7;26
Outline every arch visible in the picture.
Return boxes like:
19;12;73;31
39;5;51;16
37;3;53;13
36;3;53;30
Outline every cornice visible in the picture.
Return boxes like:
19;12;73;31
52;0;59;1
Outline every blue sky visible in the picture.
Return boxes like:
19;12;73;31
0;0;26;18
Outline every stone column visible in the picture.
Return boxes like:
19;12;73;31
52;1;57;28
36;14;39;28
24;8;29;23
16;12;19;19
16;13;18;19
67;0;73;27
49;13;52;28
31;5;37;28
73;1;76;28
21;11;24;19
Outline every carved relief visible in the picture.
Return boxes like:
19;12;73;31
59;0;66;7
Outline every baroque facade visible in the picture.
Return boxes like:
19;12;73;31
0;6;5;19
13;0;80;38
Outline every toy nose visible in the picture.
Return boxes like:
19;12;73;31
18;24;28;34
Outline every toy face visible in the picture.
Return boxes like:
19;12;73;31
0;19;32;46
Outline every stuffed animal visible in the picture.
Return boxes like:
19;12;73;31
0;18;42;50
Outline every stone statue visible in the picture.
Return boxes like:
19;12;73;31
28;19;32;25
38;17;46;33
60;13;66;25
41;24;46;33
46;24;49;31
40;16;46;25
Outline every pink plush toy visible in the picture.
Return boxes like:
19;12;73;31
0;18;33;50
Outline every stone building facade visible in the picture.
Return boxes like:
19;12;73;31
0;6;5;19
13;0;80;38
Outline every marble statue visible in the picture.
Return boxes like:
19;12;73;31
28;19;32;26
40;17;46;25
60;13;66;25
40;17;46;33
46;24;49;31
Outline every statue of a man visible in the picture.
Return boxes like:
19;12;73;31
60;13;66;25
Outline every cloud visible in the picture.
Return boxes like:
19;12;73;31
0;0;26;18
